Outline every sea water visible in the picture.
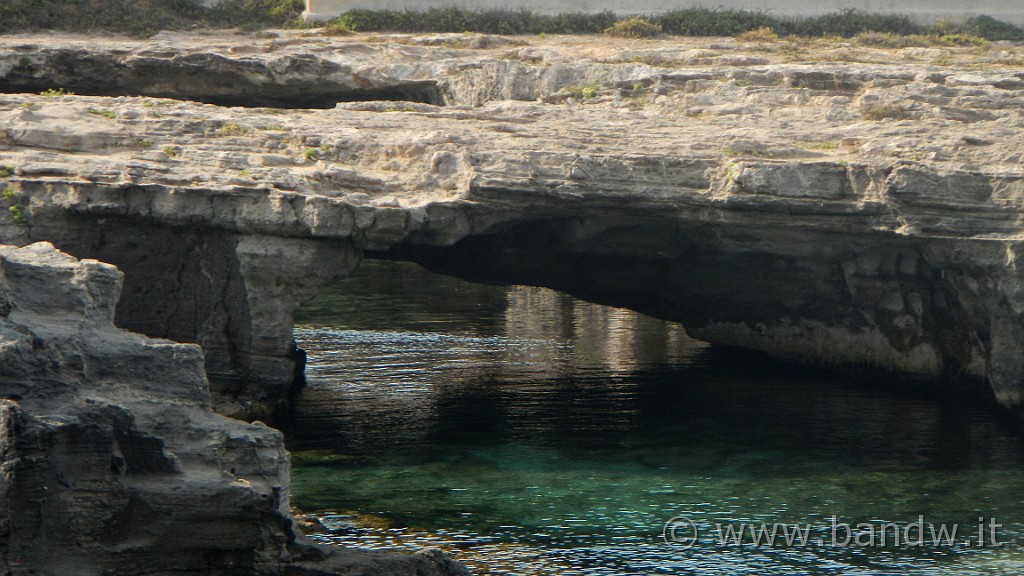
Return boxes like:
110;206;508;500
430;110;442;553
289;260;1024;575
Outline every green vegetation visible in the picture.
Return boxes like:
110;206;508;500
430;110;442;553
217;122;246;136
0;166;13;179
604;17;662;38
328;8;1023;42
320;21;353;36
2;186;26;225
737;27;780;43
39;88;74;97
0;0;302;36
87;108;117;119
0;2;1021;43
565;83;601;99
7;205;26;225
209;0;305;30
933;15;1024;42
304;148;319;161
335;8;617;35
853;31;988;48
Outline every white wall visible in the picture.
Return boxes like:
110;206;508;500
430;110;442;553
303;0;1024;27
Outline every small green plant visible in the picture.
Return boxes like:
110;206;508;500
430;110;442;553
320;21;352;35
2;186;25;225
852;31;988;48
737;26;779;42
926;15;1024;42
162;146;180;158
7;206;25;225
218;122;245;136
805;141;839;150
87;108;117;119
0;166;13;178
567;83;601;100
853;31;923;47
39;88;74;97
137;139;154;148
937;33;988;47
304;148;319;161
605;17;662;38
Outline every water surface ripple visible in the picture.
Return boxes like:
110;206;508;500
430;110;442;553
290;260;1024;575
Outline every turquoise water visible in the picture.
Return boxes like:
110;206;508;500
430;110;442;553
289;260;1024;575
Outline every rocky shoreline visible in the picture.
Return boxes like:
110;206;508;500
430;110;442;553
0;241;469;574
2;30;1024;573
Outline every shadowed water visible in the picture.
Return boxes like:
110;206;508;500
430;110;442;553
289;260;1024;575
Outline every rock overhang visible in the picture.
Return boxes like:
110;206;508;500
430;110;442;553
1;32;1024;419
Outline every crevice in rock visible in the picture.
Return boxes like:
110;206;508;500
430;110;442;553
0;78;444;108
0;50;445;108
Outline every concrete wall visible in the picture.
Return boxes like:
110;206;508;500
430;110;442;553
303;0;1024;27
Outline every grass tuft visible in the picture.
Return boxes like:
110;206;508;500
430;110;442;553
736;27;779;42
605;17;662;38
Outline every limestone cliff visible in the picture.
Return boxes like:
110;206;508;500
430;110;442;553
2;31;1024;418
0;242;467;575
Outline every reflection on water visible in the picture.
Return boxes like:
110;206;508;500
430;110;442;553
290;260;1024;575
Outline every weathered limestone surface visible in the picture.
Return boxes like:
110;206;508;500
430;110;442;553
3;31;1024;418
0;241;469;575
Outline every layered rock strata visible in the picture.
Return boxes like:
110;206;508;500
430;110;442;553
2;31;1024;417
0;241;468;575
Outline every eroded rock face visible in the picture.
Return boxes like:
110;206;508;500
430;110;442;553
0;242;468;575
2;32;1024;417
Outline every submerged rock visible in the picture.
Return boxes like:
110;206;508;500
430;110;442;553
0;242;467;575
